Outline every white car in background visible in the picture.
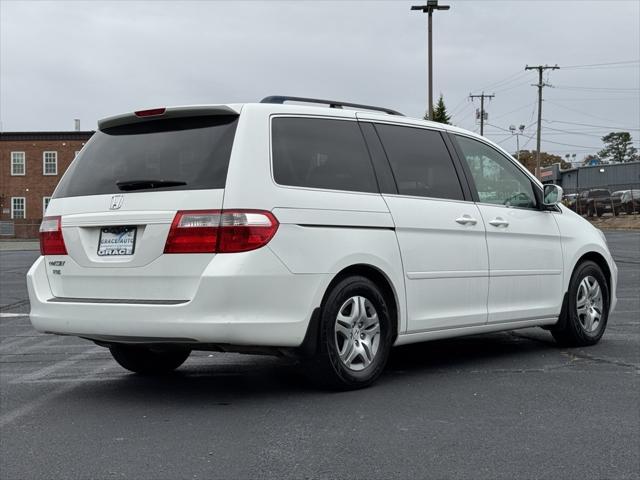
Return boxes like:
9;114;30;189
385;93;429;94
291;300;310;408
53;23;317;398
28;96;617;389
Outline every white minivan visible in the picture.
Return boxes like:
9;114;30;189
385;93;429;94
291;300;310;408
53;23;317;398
28;96;617;389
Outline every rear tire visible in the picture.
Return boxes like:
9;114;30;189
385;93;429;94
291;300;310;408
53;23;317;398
551;261;609;347
307;276;393;390
110;345;190;374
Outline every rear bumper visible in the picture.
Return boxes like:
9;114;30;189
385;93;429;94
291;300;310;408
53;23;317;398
27;249;330;348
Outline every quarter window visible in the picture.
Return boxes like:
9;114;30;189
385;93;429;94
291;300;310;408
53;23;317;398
43;151;58;175
43;197;51;216
272;117;378;193
11;152;25;175
11;197;26;219
374;124;464;200
455;135;537;209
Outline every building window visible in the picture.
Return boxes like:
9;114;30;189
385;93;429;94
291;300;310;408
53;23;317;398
11;152;26;175
43;197;52;216
11;197;26;219
43;151;58;175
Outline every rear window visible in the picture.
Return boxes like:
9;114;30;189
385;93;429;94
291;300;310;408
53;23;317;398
272;117;378;193
53;115;238;198
590;190;611;197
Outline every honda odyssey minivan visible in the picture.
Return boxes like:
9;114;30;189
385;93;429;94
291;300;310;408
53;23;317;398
27;96;617;389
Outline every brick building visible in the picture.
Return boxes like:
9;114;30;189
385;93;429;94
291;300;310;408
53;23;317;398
0;131;94;238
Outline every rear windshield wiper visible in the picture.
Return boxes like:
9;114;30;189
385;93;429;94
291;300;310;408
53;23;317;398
116;180;187;191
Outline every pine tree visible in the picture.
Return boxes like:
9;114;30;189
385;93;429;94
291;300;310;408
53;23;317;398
424;94;451;124
598;132;638;163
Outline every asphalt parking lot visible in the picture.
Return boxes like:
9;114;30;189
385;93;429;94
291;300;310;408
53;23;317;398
1;231;638;480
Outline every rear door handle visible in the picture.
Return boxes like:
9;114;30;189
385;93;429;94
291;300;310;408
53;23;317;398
489;217;509;227
455;214;478;226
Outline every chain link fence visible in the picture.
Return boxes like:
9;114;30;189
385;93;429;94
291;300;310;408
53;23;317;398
561;184;640;218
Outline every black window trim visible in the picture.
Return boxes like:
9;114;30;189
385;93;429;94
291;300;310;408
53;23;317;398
358;122;398;195
367;121;473;203
268;114;383;196
447;131;559;213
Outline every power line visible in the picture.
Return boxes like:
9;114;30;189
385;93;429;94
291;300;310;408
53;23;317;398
493;80;533;94
543;119;640;131
448;96;470;116
541;138;601;149
545;100;635;126
545;97;640;101
491;101;537;121
542;125;608;138
554;85;639;92
561;59;640;69
476;70;528;92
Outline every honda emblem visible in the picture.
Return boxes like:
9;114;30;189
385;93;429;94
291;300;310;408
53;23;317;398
109;195;124;210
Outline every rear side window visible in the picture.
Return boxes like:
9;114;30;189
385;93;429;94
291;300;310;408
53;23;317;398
272;117;378;193
53;115;238;198
374;124;464;200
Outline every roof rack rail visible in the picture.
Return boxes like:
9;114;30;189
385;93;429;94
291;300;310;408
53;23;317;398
260;96;404;116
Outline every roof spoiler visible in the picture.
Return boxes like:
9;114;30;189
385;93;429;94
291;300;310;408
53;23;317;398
261;96;404;116
98;105;240;131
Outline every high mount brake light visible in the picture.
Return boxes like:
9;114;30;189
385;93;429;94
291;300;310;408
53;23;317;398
134;108;166;118
40;216;67;255
164;210;279;254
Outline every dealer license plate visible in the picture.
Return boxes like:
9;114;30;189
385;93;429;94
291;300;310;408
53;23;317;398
97;226;136;256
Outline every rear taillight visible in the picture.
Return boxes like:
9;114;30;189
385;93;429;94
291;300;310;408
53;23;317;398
40;216;67;255
164;210;279;254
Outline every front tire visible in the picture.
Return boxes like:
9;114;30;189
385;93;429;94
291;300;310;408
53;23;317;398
308;276;393;390
551;261;609;347
110;345;190;374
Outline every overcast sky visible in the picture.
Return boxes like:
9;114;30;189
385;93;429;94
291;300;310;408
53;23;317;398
1;0;639;161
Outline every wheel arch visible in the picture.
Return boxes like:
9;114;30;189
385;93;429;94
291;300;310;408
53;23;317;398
324;264;401;342
573;251;612;296
297;263;401;358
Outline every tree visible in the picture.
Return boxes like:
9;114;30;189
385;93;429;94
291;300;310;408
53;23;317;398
515;150;571;173
424;94;451;124
598;132;638;163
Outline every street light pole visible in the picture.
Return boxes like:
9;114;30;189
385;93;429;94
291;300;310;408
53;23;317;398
510;124;526;162
412;1;450;120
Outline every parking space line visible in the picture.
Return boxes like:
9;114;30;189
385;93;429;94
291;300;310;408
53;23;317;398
0;336;60;355
0;335;46;352
11;346;103;383
0;313;29;318
0;360;114;429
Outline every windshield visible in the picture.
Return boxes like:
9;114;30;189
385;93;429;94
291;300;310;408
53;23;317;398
53;115;238;198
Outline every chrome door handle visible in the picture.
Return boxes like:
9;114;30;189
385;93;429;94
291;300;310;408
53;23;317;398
455;214;478;226
489;217;509;227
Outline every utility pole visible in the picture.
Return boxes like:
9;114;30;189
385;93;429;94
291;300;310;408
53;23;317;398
469;92;494;136
411;1;450;120
525;64;560;178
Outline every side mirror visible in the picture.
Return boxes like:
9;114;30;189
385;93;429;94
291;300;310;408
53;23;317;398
543;184;563;206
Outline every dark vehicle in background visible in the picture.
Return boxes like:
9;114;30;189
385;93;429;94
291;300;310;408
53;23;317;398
613;189;640;215
576;189;613;217
611;191;625;216
563;193;578;212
